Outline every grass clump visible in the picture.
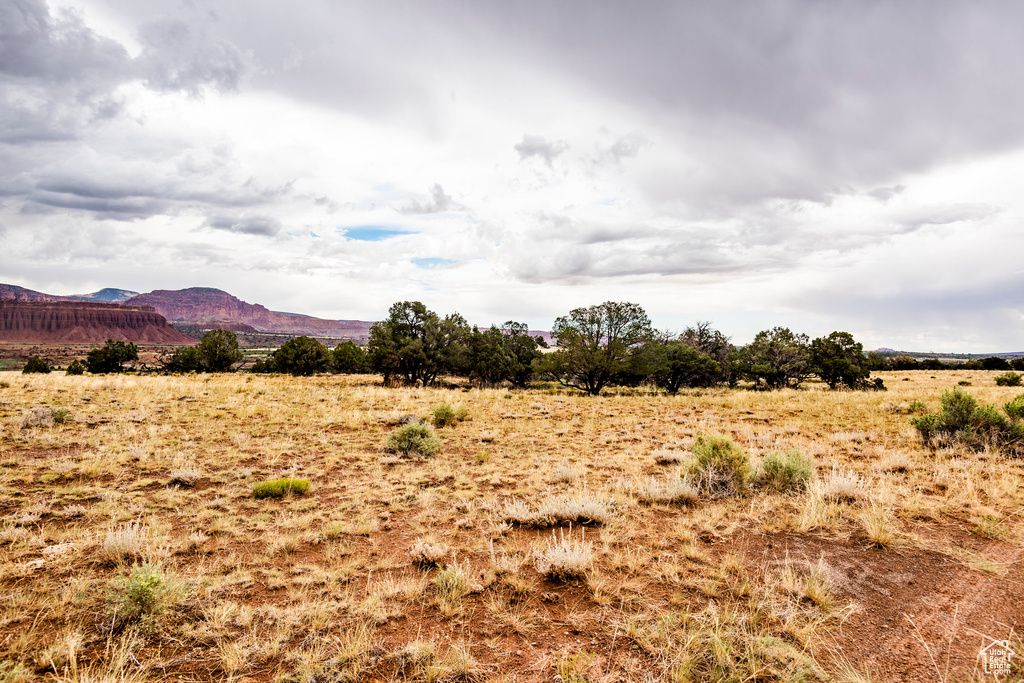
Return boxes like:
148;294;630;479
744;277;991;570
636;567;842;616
911;387;1024;453
688;433;750;496
253;477;311;499
503;492;614;527
386;423;442;457
432;561;473;615
630;474;698;506
535;528;593;580
100;522;150;565
995;371;1022;387
410;539;450;567
757;449;813;493
18;406;72;428
431;403;468;427
809;466;866;503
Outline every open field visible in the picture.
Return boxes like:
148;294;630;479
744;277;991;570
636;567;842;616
0;370;1021;682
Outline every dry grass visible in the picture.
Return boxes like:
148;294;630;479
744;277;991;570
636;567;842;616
534;527;593;580
0;369;1021;681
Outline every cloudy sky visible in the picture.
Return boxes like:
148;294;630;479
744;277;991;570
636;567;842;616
3;0;1024;351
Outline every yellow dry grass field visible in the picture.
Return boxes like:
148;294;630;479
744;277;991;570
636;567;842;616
0;370;1021;682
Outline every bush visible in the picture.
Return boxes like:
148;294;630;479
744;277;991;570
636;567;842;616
252;477;311;499
1005;394;1024;421
65;359;85;375
757;450;813;492
688;433;750;495
911;387;1024;453
86;340;138;373
50;407;72;425
995;371;1022;387
162;346;204;373
386;423;442;457
22;356;51;374
106;563;172;631
908;400;928;414
431;403;468;427
198;329;242;372
250;356;277;373
331;341;369;374
273;336;331;376
809;331;869;389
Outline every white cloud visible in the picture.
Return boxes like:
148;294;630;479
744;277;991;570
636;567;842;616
2;1;1024;351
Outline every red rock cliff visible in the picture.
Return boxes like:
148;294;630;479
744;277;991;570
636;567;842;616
127;288;371;337
0;300;196;344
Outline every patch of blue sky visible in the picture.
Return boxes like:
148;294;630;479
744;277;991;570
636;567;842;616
340;226;414;241
411;257;457;269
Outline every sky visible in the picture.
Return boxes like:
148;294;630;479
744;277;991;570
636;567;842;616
2;0;1024;351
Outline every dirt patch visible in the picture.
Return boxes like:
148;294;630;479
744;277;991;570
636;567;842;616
726;529;1024;681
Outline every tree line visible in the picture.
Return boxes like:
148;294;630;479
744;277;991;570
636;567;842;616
249;300;886;394
65;300;1018;391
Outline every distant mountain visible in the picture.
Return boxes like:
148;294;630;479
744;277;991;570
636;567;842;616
0;283;72;301
69;288;139;304
0;284;138;303
126;287;372;338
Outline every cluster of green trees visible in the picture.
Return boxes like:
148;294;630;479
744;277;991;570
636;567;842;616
869;353;1024;372
244;300;883;394
250;302;547;384
86;340;138;373
532;302;881;395
163;330;243;373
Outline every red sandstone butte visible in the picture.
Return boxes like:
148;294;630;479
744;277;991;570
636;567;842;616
127;287;372;338
0;300;196;344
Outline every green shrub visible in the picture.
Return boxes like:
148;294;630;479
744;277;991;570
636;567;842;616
431;403;468;427
272;336;330;376
250;356;277;373
86;339;138;374
908;400;928;414
688;433;750;495
911;387;1024;453
22;356;51;374
757;450;813;492
1004;394;1024;421
106;563;173;631
162;346;204;373
50;407;73;425
252;477;311;499
386;423;442;457
65;359;85;375
995;371;1022;387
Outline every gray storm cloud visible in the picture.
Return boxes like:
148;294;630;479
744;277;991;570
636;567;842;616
514;135;569;167
3;0;1024;349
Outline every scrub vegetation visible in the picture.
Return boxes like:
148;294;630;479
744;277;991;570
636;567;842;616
0;369;1021;682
